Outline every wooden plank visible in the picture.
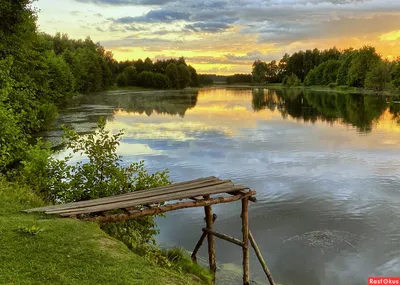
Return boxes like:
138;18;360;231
242;197;250;285
25;176;220;212
249;231;276;285
50;184;250;216
44;179;233;214
204;195;217;282
79;191;255;222
202;228;244;247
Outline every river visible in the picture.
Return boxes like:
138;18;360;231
43;87;400;285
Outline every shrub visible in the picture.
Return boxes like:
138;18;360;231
283;73;301;87
46;118;171;248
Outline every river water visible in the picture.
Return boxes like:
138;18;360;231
44;87;400;285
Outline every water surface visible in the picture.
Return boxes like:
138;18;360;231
45;88;400;285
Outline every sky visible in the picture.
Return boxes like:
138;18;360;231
34;0;400;75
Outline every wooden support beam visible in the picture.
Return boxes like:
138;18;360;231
202;228;244;247
204;195;217;282
249;231;276;285
242;197;250;285
79;192;255;222
191;214;217;263
229;191;257;203
191;232;207;264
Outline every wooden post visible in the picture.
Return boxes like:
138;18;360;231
191;232;207;263
242;197;250;285
249;231;276;285
204;195;217;282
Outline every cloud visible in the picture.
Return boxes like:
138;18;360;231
185;22;231;33
75;0;175;5
113;10;190;23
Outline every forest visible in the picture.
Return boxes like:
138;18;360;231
251;46;400;91
0;0;200;175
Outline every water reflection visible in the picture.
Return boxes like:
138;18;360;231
251;88;400;133
46;87;400;285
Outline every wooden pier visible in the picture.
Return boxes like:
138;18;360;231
25;176;276;285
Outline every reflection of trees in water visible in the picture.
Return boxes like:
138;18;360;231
72;91;199;119
120;92;198;117
252;88;395;133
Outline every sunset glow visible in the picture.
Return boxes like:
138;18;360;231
34;0;400;74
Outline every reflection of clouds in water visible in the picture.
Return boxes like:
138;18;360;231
47;88;400;285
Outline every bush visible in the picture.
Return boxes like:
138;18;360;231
46;118;171;248
283;73;301;87
116;73;128;87
137;71;155;88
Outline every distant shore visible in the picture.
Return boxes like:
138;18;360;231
199;83;400;96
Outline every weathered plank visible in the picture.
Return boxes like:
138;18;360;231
78;191;255;222
54;185;251;216
25;176;220;213
42;179;231;214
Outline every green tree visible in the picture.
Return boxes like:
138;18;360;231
123;66;137;86
336;52;356;86
187;65;198;87
252;60;267;84
116;72;128;87
365;60;391;91
322;60;342;85
178;64;191;88
347;46;380;87
391;59;400;89
304;69;316;86
165;63;179;88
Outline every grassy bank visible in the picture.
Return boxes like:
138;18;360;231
0;178;208;285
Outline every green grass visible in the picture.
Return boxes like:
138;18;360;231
0;178;209;285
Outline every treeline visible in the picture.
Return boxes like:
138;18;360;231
252;46;400;91
226;74;252;84
0;0;197;174
115;57;198;89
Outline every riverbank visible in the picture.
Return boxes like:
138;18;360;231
0;178;208;285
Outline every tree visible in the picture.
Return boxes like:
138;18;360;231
322;60;342;85
143;57;153;72
187;65;198;87
348;46;380;87
178;64;191;88
266;60;279;83
337;52;356;86
304;69;316;86
116;72;128;87
365;60;391;91
252;60;267;84
123;66;137;86
165;63;179;88
391;59;400;89
44;51;76;102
